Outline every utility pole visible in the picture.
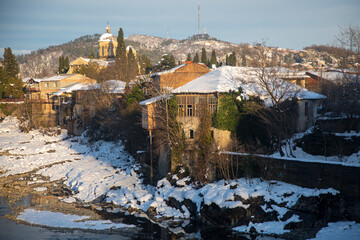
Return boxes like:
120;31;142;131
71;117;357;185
198;2;200;35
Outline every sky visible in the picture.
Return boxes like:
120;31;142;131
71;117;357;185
0;0;360;56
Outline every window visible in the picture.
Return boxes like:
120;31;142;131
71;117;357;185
189;129;194;139
187;104;193;116
305;102;309;116
178;104;185;116
53;82;57;87
45;83;49;88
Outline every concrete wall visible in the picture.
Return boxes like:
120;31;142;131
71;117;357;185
297;99;317;132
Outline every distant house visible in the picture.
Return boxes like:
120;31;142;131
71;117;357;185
67;57;114;74
24;74;96;127
25;74;96;102
151;61;210;91
305;70;360;91
67;80;126;135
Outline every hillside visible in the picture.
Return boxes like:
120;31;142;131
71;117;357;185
17;33;342;79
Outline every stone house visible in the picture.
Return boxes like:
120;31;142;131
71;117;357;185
24;74;96;126
140;66;326;178
67;80;126;135
172;66;326;135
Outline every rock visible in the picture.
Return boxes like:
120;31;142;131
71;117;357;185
200;203;249;227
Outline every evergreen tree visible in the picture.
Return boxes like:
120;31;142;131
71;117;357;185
201;47;207;64
3;48;19;78
116;28;128;81
116;28;126;59
225;55;229;65
3;77;23;98
64;56;69;72
241;55;247;66
210;50;217;68
58;56;63;74
138;55;152;74
58;56;70;74
206;59;211;68
127;47;138;80
193;52;200;63
0;67;8;99
228;51;237;66
159;54;176;71
1;48;23;99
186;53;192;61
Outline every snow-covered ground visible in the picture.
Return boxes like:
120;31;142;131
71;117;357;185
309;221;360;240
1;117;359;238
270;127;360;167
18;209;136;230
225;127;360;167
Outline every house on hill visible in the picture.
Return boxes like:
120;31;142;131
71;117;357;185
305;70;360;91
151;61;210;91
67;57;114;74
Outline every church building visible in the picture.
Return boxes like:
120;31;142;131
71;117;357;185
98;25;118;59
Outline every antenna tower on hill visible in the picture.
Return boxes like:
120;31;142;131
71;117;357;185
198;2;200;35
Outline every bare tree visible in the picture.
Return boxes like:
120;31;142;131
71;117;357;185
320;25;360;120
248;42;301;156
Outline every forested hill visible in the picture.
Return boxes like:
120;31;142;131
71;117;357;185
16;32;342;79
17;34;101;78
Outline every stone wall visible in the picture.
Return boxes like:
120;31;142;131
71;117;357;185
222;154;360;221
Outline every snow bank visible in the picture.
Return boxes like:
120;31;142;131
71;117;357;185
17;209;135;230
309;221;360;240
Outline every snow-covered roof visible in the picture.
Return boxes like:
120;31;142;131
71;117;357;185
70;58;114;67
99;33;116;42
151;62;207;77
22;77;32;83
139;94;170;106
31;74;75;82
81;80;126;94
151;64;187;78
52;83;90;96
307;71;359;83
171;66;326;104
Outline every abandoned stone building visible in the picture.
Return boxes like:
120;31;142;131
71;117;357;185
141;66;326;177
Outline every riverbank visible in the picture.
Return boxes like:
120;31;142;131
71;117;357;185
1;117;359;239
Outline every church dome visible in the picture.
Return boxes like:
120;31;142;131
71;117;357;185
99;25;116;42
99;33;116;42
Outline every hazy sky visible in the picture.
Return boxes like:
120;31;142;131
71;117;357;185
1;0;360;55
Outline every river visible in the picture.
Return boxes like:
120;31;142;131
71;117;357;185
0;196;269;240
